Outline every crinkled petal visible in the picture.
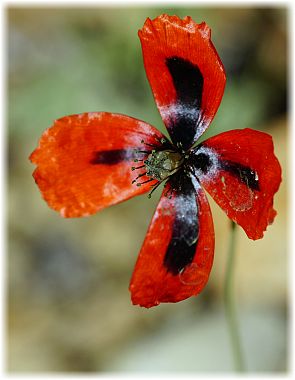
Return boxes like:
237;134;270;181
130;174;214;308
192;128;282;239
30;112;167;217
139;14;226;150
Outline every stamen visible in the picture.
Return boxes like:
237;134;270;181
155;137;168;145
141;139;158;148
147;181;161;198
132;172;146;184
135;150;151;154
133;159;144;163
136;178;156;187
131;165;145;171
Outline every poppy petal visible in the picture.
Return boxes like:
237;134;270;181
191;128;282;240
129;174;214;308
30;112;168;217
139;14;226;150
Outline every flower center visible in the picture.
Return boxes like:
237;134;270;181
145;150;184;181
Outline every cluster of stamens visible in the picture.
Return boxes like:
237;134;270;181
131;137;186;198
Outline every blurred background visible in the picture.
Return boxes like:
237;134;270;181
7;6;288;373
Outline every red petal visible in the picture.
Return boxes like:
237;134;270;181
195;128;282;240
129;178;214;308
30;112;166;217
139;14;226;149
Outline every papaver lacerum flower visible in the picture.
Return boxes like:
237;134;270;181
30;15;282;308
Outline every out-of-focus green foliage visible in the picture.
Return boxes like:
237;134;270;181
8;7;287;372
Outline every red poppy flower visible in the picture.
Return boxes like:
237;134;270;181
30;15;281;308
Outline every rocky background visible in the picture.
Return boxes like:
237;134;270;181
7;6;288;373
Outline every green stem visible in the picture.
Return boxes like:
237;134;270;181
224;221;245;372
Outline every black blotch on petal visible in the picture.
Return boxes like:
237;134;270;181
190;152;212;174
165;56;204;150
166;56;203;107
163;172;199;275
90;149;134;165
221;160;260;191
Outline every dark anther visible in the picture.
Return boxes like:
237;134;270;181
136;178;156;187
147;181;161;199
131;165;145;171
140;139;158;148
135;150;151;154
132;172;146;184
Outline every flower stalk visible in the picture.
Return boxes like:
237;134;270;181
224;221;245;372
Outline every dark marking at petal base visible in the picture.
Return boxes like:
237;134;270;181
164;173;199;275
166;56;203;107
190;152;212;174
221;160;260;191
90;149;135;165
165;56;204;150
